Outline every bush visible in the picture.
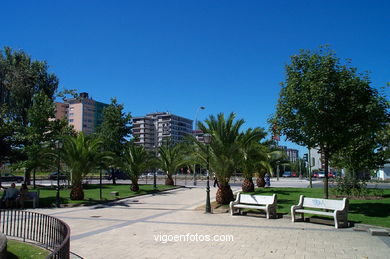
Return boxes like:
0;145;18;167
333;176;383;198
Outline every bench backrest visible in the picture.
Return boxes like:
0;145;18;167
301;196;346;210
27;191;39;200
239;194;276;205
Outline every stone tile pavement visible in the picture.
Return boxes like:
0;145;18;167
37;187;390;259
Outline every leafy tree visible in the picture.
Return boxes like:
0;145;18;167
119;143;154;191
0;46;59;166
273;46;390;198
61;133;112;200
96;98;132;184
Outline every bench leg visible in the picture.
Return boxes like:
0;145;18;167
334;215;339;229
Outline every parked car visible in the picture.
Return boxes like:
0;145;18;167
0;173;24;183
318;172;325;178
282;171;292;177
147;171;166;177
48;172;68;180
312;172;319;178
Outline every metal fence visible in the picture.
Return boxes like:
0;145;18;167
0;209;70;259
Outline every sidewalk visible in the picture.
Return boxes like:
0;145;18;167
38;187;389;259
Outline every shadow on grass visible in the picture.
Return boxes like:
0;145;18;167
349;203;390;218
6;252;18;259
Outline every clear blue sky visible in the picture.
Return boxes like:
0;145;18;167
1;0;389;156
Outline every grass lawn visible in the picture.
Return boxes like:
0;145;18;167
34;184;179;207
248;187;390;228
7;239;49;259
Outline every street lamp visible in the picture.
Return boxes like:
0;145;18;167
194;106;205;186
154;145;158;190
203;133;212;213
55;140;63;208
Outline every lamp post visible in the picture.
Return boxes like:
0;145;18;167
55;140;63;208
154;145;157;190
203;133;212;214
194;106;205;186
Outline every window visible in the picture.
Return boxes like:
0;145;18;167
69;119;74;122
69;113;74;116
312;158;315;166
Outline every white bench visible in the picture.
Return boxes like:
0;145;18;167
229;192;277;219
291;195;348;228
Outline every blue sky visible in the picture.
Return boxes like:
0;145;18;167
1;0;389;155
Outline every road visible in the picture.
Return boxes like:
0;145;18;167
3;176;390;189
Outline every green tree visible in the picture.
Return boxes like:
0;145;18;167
0;47;59;165
61;132;112;200
120;143;154;191
96;98;132;184
157;141;186;186
237;129;269;192
198;113;250;204
273;46;390;198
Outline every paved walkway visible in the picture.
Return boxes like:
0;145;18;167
37;187;389;259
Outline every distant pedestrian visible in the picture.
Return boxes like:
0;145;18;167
265;173;271;187
213;173;219;188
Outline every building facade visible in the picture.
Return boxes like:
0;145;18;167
55;92;108;135
133;112;193;150
279;146;299;163
309;147;324;171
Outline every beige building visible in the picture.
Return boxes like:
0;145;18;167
133;112;193;150
55;92;108;134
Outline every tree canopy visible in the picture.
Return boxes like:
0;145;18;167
273;46;389;198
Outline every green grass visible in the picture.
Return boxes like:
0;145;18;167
7;239;49;259
35;184;178;207
247;187;390;228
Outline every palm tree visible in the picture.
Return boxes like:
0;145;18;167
120;143;153;191
239;140;271;192
61;132;112;200
157;141;186;185
198;113;253;204
256;148;286;187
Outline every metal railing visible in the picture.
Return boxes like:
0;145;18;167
0;209;70;259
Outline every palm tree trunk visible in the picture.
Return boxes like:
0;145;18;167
216;183;234;204
70;176;84;200
131;178;139;191
256;177;266;187
165;175;174;186
242;177;254;192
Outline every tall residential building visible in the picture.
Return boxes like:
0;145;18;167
133;112;193;150
279;146;299;163
55;92;108;135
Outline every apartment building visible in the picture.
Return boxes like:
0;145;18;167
133;112;193;150
55;92;108;135
279;146;299;163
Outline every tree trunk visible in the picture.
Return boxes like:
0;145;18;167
33;169;36;189
165;175;174;186
242;178;254;192
111;168;116;185
256;177;266;187
24;168;31;185
324;149;329;199
70;183;84;200
216;185;234;205
131;178;139;191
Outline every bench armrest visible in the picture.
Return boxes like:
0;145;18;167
232;192;241;204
